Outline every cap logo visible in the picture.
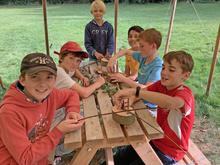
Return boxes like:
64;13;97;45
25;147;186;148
30;56;53;65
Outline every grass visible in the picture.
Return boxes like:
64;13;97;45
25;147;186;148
0;2;220;125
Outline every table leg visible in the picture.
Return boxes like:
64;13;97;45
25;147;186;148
104;148;114;165
69;143;98;165
131;141;163;165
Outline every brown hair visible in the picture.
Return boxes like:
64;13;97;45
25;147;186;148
139;28;162;49
163;50;194;73
128;26;144;36
58;52;83;64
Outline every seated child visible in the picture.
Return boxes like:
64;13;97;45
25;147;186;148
125;25;144;80
0;53;84;165
107;28;163;108
113;50;195;165
84;0;114;61
54;41;105;98
53;41;105;162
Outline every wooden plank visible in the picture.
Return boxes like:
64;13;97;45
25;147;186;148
96;90;125;140
123;116;145;140
133;101;163;139
105;148;114;165
186;139;211;165
131;140;163;165
83;94;104;142
64;129;82;150
70;142;99;165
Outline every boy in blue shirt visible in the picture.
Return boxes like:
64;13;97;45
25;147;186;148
84;0;114;61
107;28;163;108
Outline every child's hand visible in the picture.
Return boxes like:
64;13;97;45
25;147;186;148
110;73;126;83
57;112;84;134
113;88;135;107
81;76;90;87
95;76;105;87
107;57;117;73
94;52;104;60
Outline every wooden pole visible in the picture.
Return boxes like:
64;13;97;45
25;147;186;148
205;25;220;96
42;0;50;56
114;0;118;54
164;0;177;55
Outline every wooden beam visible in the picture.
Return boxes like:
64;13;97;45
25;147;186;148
164;0;177;55
206;25;220;96
42;0;50;56
114;0;119;54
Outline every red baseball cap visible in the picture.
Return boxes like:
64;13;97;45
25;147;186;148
54;41;88;58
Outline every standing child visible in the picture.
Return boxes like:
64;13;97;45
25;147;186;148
125;25;144;80
113;51;195;165
84;0;114;61
0;53;84;165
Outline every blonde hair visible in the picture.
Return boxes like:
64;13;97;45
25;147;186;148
90;0;106;13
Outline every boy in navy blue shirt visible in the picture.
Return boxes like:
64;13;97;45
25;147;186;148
84;0;114;61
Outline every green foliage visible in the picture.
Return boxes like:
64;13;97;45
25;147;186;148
0;2;219;122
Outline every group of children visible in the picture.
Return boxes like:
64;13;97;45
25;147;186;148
0;0;195;165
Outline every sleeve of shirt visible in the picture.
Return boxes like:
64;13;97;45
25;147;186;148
84;23;96;56
0;112;63;165
175;88;194;116
107;23;114;55
132;52;142;62
56;67;76;89
54;88;80;113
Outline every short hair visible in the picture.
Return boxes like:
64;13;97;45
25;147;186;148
58;52;84;64
163;51;194;73
90;0;106;13
139;28;162;49
128;26;144;36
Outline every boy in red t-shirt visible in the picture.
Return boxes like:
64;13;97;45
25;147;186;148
0;53;84;165
113;51;195;165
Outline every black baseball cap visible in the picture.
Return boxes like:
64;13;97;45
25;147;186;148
20;53;57;75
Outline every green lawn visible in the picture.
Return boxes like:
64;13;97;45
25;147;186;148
0;2;220;125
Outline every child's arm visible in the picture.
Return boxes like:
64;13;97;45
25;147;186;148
71;76;105;98
84;26;96;57
114;88;184;110
74;69;90;87
106;24;114;56
107;49;134;73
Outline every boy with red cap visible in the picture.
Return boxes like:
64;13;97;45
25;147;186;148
54;41;105;98
0;53;84;165
52;41;105;163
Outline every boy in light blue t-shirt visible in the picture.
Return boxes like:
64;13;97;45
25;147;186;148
107;28;163;108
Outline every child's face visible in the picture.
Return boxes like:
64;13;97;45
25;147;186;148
60;53;82;72
91;7;104;21
19;71;56;102
161;59;190;90
128;30;140;50
139;39;155;57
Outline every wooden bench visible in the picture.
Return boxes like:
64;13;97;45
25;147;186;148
175;139;211;165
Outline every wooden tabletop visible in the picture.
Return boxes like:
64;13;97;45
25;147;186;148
64;63;164;165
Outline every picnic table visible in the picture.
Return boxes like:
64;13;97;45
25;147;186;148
64;63;164;165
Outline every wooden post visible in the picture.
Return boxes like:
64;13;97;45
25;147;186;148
114;0;118;54
42;0;50;56
114;0;119;72
205;25;220;96
164;0;177;55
